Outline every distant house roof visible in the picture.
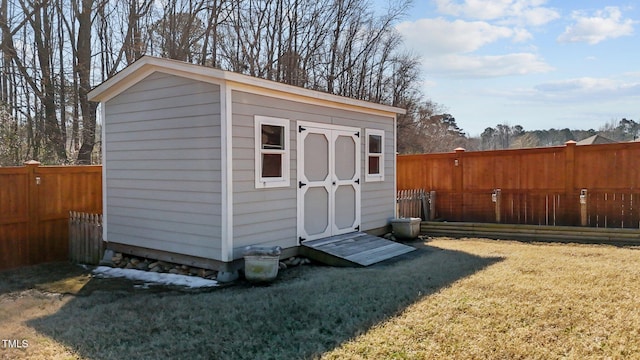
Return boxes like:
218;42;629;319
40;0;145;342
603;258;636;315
576;134;616;145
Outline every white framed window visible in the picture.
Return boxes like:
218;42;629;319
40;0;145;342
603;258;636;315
365;128;384;182
255;116;290;188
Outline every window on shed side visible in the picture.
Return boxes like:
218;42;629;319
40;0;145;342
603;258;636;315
255;116;290;188
366;129;384;182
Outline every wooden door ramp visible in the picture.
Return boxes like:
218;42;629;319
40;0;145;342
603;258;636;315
300;232;416;267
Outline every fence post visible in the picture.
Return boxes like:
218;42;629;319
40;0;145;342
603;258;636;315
454;148;465;221
69;211;74;263
420;189;429;220
24;160;41;263
492;188;502;223
453;147;465;193
580;189;588;226
429;190;436;221
564;140;576;189
564;141;577;224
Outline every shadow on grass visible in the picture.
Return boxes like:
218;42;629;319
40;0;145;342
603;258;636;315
27;242;503;360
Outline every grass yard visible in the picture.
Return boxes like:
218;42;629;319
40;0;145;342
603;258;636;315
1;238;640;359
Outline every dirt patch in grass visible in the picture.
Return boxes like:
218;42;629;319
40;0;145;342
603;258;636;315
1;242;496;359
0;263;90;296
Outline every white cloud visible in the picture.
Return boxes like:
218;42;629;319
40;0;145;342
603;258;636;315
429;53;553;77
523;76;640;103
434;0;560;26
397;18;530;56
512;27;533;42
435;0;511;20
558;7;635;44
478;76;640;107
535;77;618;92
396;18;550;77
518;6;561;26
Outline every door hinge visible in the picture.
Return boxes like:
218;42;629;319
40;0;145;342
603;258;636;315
299;236;306;242
355;225;360;231
355;131;360;137
299;181;307;188
354;178;360;184
299;125;306;133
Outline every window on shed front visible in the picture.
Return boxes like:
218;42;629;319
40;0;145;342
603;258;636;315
366;129;384;182
261;124;284;177
255;116;290;188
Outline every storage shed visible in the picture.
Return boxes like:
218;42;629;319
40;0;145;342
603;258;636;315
88;56;406;273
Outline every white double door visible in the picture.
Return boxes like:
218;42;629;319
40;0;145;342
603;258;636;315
297;122;361;242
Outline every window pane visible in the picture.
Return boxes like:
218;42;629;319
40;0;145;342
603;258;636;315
368;156;380;175
368;134;382;153
262;124;284;149
262;153;282;178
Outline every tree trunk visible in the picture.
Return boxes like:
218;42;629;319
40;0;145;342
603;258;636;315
75;0;96;164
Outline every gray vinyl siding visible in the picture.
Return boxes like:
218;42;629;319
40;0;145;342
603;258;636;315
231;94;297;258
104;72;223;260
231;91;395;258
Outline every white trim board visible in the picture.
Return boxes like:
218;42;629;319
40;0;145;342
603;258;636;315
101;102;108;242
220;83;234;262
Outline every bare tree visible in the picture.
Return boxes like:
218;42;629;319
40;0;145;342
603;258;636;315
0;104;26;165
149;0;208;62
75;0;99;164
1;0;443;163
0;0;67;163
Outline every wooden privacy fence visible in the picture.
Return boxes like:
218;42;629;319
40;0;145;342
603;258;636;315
0;161;102;270
397;141;640;228
69;212;104;265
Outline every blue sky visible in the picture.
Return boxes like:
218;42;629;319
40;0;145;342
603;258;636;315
393;0;640;136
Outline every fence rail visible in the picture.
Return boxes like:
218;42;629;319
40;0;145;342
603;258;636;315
0;162;102;270
397;141;640;228
69;212;104;265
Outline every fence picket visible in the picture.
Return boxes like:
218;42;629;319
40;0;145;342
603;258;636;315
69;211;104;265
397;189;428;219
